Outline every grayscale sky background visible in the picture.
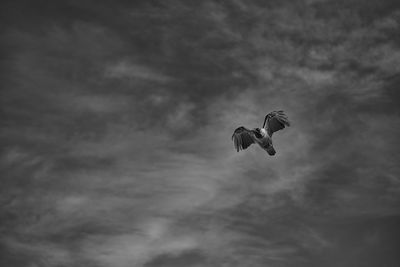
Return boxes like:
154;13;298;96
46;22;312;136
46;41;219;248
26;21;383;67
1;0;400;266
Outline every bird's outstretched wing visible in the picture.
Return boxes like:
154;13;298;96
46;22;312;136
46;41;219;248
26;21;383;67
232;126;255;152
263;111;290;137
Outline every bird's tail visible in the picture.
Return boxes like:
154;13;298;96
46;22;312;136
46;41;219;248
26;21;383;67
266;145;276;156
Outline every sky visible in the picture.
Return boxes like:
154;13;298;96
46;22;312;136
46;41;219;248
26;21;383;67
1;0;400;266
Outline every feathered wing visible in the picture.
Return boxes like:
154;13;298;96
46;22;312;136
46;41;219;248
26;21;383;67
232;126;255;152
263;110;290;137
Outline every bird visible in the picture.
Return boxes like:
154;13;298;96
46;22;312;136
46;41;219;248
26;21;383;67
232;111;290;156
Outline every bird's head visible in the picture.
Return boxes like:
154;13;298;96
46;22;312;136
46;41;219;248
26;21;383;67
260;128;267;135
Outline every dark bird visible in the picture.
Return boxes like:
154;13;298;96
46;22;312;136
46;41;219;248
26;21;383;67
232;111;290;156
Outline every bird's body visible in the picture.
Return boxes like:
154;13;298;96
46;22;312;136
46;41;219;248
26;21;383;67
232;111;290;156
254;128;276;155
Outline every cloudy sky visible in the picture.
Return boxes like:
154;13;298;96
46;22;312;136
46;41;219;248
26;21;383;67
1;0;400;266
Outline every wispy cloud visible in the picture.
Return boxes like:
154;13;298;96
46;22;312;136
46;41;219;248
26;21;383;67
105;61;174;82
1;0;400;266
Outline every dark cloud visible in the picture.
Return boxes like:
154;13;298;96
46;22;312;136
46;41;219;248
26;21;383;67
144;250;206;267
1;0;400;266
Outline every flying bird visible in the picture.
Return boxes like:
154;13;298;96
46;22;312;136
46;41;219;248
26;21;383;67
232;111;290;156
